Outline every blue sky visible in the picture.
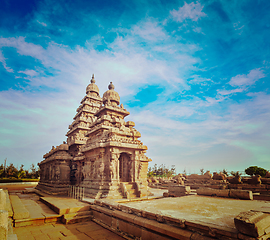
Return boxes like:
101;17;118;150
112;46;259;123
0;0;270;173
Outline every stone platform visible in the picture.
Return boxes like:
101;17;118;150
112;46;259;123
91;194;270;239
4;183;270;239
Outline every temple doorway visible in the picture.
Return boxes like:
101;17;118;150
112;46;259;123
119;153;131;182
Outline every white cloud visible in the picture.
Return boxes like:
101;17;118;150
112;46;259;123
218;88;244;95
229;68;265;87
37;20;47;27
170;2;206;22
131;20;167;41
189;75;212;85
18;69;39;77
0;50;13;73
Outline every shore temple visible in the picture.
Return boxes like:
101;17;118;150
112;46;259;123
36;75;151;199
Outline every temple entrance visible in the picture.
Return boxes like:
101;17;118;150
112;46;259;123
119;153;131;182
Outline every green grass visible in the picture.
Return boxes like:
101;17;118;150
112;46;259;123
0;178;39;183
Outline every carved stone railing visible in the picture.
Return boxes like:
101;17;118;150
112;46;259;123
68;185;84;200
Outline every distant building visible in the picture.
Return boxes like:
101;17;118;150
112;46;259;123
37;75;151;199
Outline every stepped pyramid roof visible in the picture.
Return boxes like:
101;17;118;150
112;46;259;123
66;75;102;147
82;82;147;154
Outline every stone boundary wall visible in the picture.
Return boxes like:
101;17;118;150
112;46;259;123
196;188;253;200
89;199;270;240
90;199;238;239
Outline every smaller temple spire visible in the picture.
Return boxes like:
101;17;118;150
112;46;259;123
91;74;96;84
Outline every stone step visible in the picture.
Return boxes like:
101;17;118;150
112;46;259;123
40;197;91;215
62;210;93;224
9;195;30;220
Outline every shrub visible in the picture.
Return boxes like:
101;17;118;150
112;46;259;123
245;166;267;177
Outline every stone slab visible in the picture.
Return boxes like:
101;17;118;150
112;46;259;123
234;211;270;237
9;195;29;220
40;197;91;215
120;195;270;232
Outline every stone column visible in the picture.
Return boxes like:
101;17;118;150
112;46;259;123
0;209;8;240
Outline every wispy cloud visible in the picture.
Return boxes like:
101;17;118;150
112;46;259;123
170;2;206;22
18;69;39;77
132;20;167;41
0;50;13;73
218;88;244;96
229;68;265;87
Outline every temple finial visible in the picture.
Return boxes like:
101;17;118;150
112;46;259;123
91;74;95;83
108;82;115;90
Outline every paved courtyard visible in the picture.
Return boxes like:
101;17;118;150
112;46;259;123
14;221;125;240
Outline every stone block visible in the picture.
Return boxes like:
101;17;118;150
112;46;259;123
234;211;270;237
0;189;6;210
190;232;214;240
197;188;230;198
118;219;142;238
230;189;253;200
141;229;171;240
9;195;30;220
112;209;136;223
0;210;8;240
168;185;190;193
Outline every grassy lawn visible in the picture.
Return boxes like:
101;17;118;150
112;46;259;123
0;178;39;183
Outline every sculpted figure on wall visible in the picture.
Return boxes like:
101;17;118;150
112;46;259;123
98;162;105;179
82;163;92;180
55;165;60;180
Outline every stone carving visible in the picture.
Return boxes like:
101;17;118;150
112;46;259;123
247;174;261;185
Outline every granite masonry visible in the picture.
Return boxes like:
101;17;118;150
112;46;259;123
36;75;151;199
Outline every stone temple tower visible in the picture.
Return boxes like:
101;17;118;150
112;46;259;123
37;76;151;199
80;82;151;198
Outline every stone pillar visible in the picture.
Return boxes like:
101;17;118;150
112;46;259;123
0;209;8;240
0;189;6;210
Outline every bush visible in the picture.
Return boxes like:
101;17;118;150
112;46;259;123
245;166;267;177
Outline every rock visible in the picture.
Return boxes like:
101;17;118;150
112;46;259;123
234;211;270;238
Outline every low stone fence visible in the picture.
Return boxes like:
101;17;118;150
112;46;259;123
89;198;270;239
0;189;17;240
196;187;253;200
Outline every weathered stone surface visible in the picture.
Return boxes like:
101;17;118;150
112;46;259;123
234;211;270;237
9;195;29;220
196;188;253;200
197;188;230;198
230;189;253;200
0;189;6;210
168;185;191;196
0;210;8;240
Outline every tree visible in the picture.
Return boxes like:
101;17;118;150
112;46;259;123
147;164;176;178
200;168;204;175
245;166;267;177
230;171;242;177
222;169;228;176
0;164;4;178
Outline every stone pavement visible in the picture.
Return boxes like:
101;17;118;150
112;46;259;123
13;221;125;240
